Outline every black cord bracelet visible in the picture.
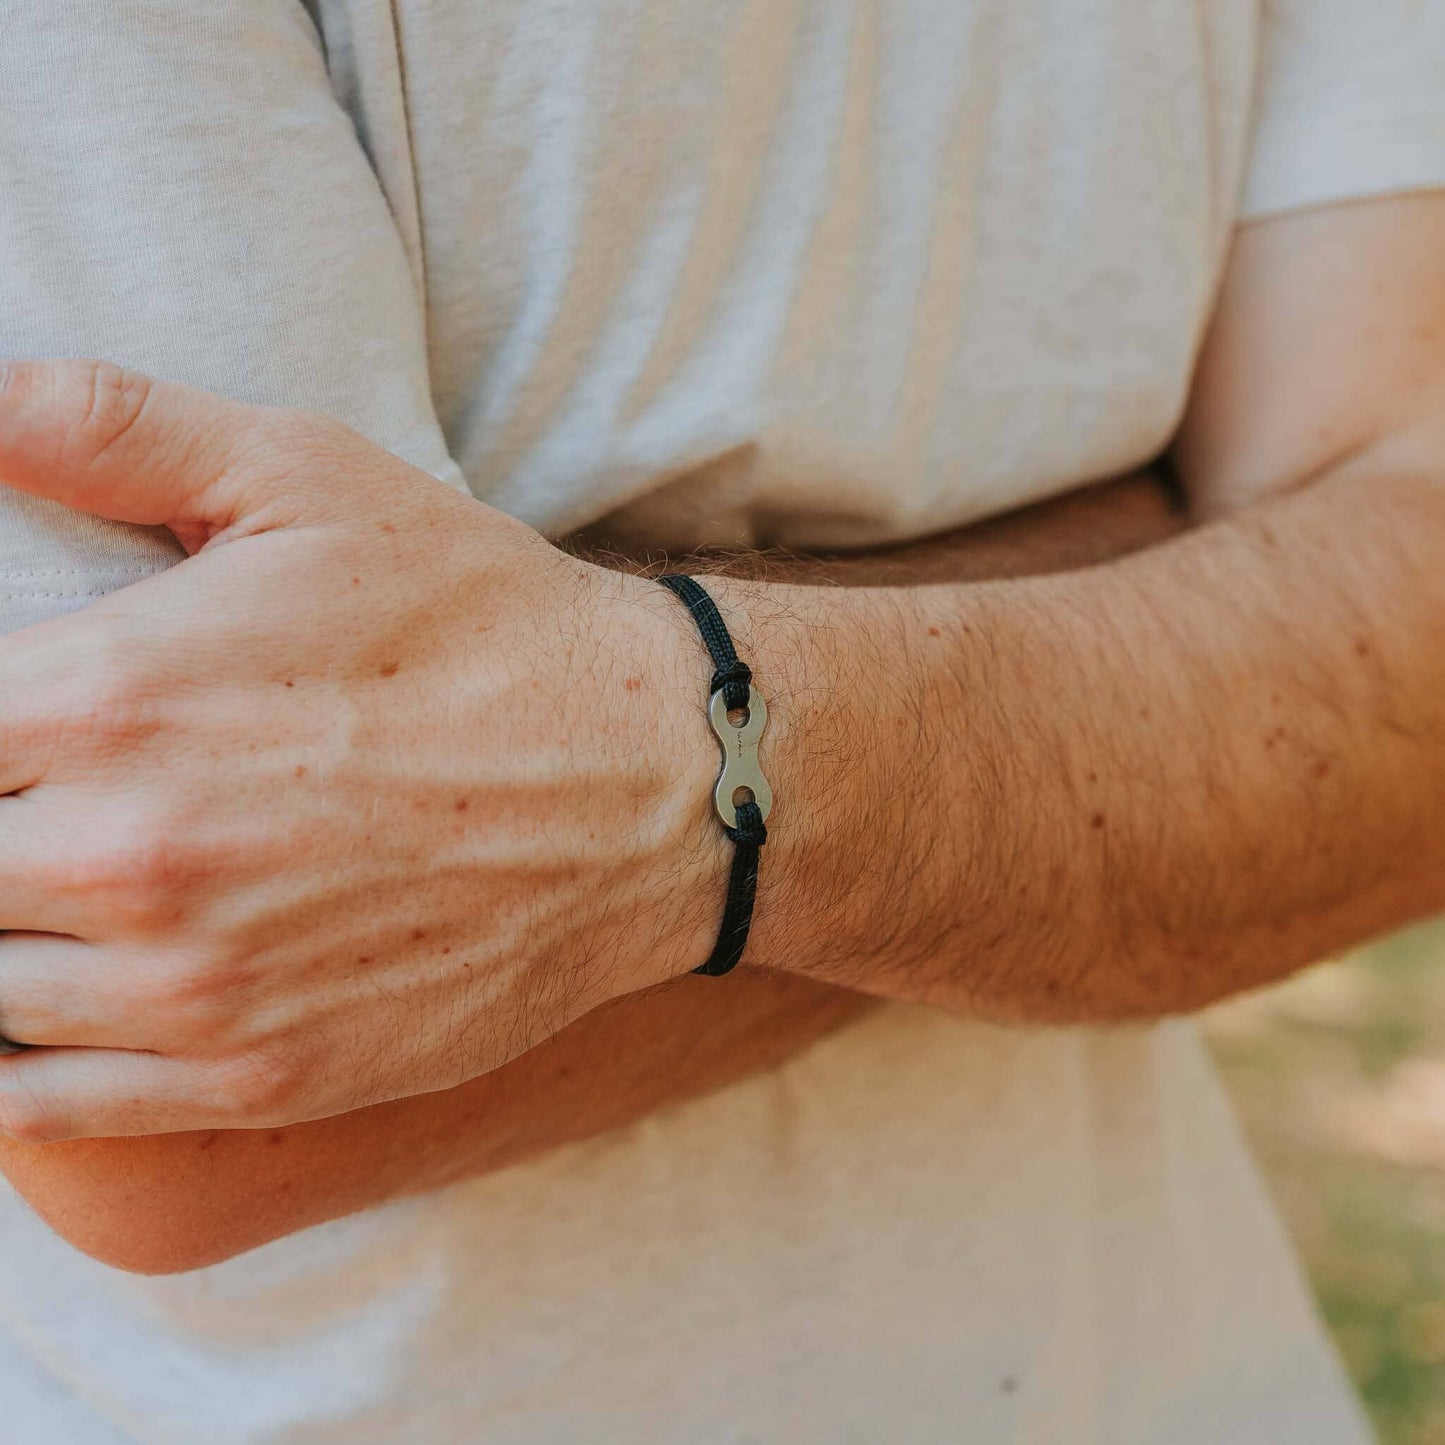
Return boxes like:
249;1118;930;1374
656;573;771;977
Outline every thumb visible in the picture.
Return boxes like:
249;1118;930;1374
0;359;355;550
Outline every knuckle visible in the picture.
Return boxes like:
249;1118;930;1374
210;1046;305;1124
67;650;157;745
68;360;154;466
135;952;236;1034
55;810;194;926
120;824;186;900
0;1107;54;1146
0;1085;67;1145
34;615;166;753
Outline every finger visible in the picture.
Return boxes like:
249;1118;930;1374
0;791;172;938
0;798;112;935
0;358;364;548
0;615;170;795
0;1046;275;1141
0;933;181;1050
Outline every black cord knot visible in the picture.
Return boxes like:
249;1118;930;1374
725;798;768;848
710;658;753;712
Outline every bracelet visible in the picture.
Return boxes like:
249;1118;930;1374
656;573;772;977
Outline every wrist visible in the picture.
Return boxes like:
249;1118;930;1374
614;565;964;995
601;569;736;986
622;567;827;984
690;575;911;984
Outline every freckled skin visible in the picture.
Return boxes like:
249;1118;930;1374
0;469;1185;1272
6;194;1445;1273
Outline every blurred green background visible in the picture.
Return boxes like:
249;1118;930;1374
1207;919;1445;1445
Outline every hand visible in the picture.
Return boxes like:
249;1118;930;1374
0;360;720;1139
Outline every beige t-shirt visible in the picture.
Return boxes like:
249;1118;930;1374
2;1;1442;1439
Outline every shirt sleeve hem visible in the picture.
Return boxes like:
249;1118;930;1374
1241;122;1445;223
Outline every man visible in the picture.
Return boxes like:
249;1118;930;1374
0;0;1441;1439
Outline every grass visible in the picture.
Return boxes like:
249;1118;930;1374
1207;920;1445;1445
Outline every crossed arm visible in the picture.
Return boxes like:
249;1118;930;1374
718;203;1445;1023
3;193;1444;1274
0;470;1181;1272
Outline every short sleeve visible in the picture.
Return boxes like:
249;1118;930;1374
0;2;463;633
1241;0;1445;221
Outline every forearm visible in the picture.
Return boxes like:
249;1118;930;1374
0;968;861;1272
710;460;1445;1020
1;471;1181;1272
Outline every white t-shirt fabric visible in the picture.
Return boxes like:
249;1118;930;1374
1;1;1441;1439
